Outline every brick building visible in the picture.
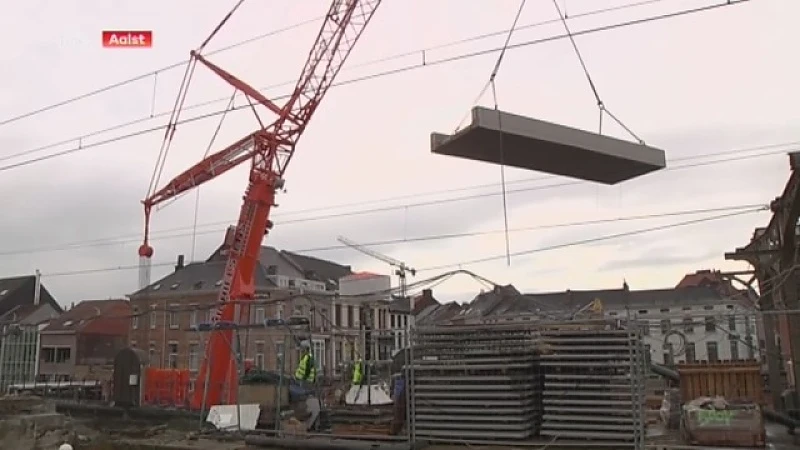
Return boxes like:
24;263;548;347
128;229;360;380
38;299;131;382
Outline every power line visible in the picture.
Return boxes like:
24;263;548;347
39;206;763;279
417;207;765;271
6;203;762;258
0;0;752;172
0;16;324;128
0;139;790;258
0;0;671;132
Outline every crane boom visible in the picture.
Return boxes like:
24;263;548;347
336;236;408;269
138;0;383;410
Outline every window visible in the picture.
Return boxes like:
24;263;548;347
320;308;328;331
641;321;650;336
685;343;696;363
659;308;670;313
255;342;265;369
334;306;341;327
707;341;719;362
188;343;200;371
730;341;739;361
55;348;71;363
150;306;157;329
275;342;285;366
312;339;325;371
705;316;716;332
132;307;139;329
189;305;198;328
149;343;156;365
255;307;266;324
682;317;694;334
347;306;354;329
391;314;396;329
663;343;674;366
746;336;755;359
744;315;753;335
728;315;736;332
660;319;671;334
168;305;179;329
277;304;284;320
168;342;179;368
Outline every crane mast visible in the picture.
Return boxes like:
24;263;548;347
138;0;383;410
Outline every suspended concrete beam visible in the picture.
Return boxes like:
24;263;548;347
431;107;666;185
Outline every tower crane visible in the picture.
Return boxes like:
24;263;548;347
336;236;417;327
137;0;383;410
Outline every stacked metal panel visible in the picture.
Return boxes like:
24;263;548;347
538;323;647;447
409;323;544;441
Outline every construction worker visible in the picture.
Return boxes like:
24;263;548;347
352;358;364;386
292;340;321;432
294;340;316;385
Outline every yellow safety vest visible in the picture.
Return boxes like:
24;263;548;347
294;352;316;383
352;360;363;385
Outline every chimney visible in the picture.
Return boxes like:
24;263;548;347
33;269;41;305
175;254;185;271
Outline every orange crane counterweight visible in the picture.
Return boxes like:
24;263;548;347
138;0;383;410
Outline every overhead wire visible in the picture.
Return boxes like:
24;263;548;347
0;0;753;172
38;205;766;279
0;138;790;258
0;0;671;132
0;14;323;128
417;207;766;271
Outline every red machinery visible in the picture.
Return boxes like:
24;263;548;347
138;0;383;410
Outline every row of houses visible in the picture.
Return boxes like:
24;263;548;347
0;230;779;393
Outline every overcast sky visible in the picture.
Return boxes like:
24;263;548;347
0;0;798;306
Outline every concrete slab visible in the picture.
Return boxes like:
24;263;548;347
431;107;666;185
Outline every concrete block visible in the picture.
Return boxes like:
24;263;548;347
431;106;666;185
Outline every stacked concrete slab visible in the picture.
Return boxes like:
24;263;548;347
538;325;647;447
407;319;647;448
409;323;544;441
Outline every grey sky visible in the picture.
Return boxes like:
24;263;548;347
0;0;797;305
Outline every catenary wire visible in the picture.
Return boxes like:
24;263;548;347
0;138;790;258
0;0;752;171
0;15;324;128
39;206;764;278
417;207;765;272
0;0;673;131
0;202;764;259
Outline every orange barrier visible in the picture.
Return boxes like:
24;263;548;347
142;367;191;407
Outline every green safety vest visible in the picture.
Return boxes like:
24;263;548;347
352;360;363;385
295;352;316;383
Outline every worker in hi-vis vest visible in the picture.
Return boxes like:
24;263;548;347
294;341;317;385
352;358;364;386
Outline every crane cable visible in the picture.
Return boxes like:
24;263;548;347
456;0;528;268
551;0;643;143
146;0;247;201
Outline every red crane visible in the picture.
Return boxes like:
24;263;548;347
138;0;383;409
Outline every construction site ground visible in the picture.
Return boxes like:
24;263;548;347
3;397;798;450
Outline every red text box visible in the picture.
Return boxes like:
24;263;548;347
102;31;153;48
